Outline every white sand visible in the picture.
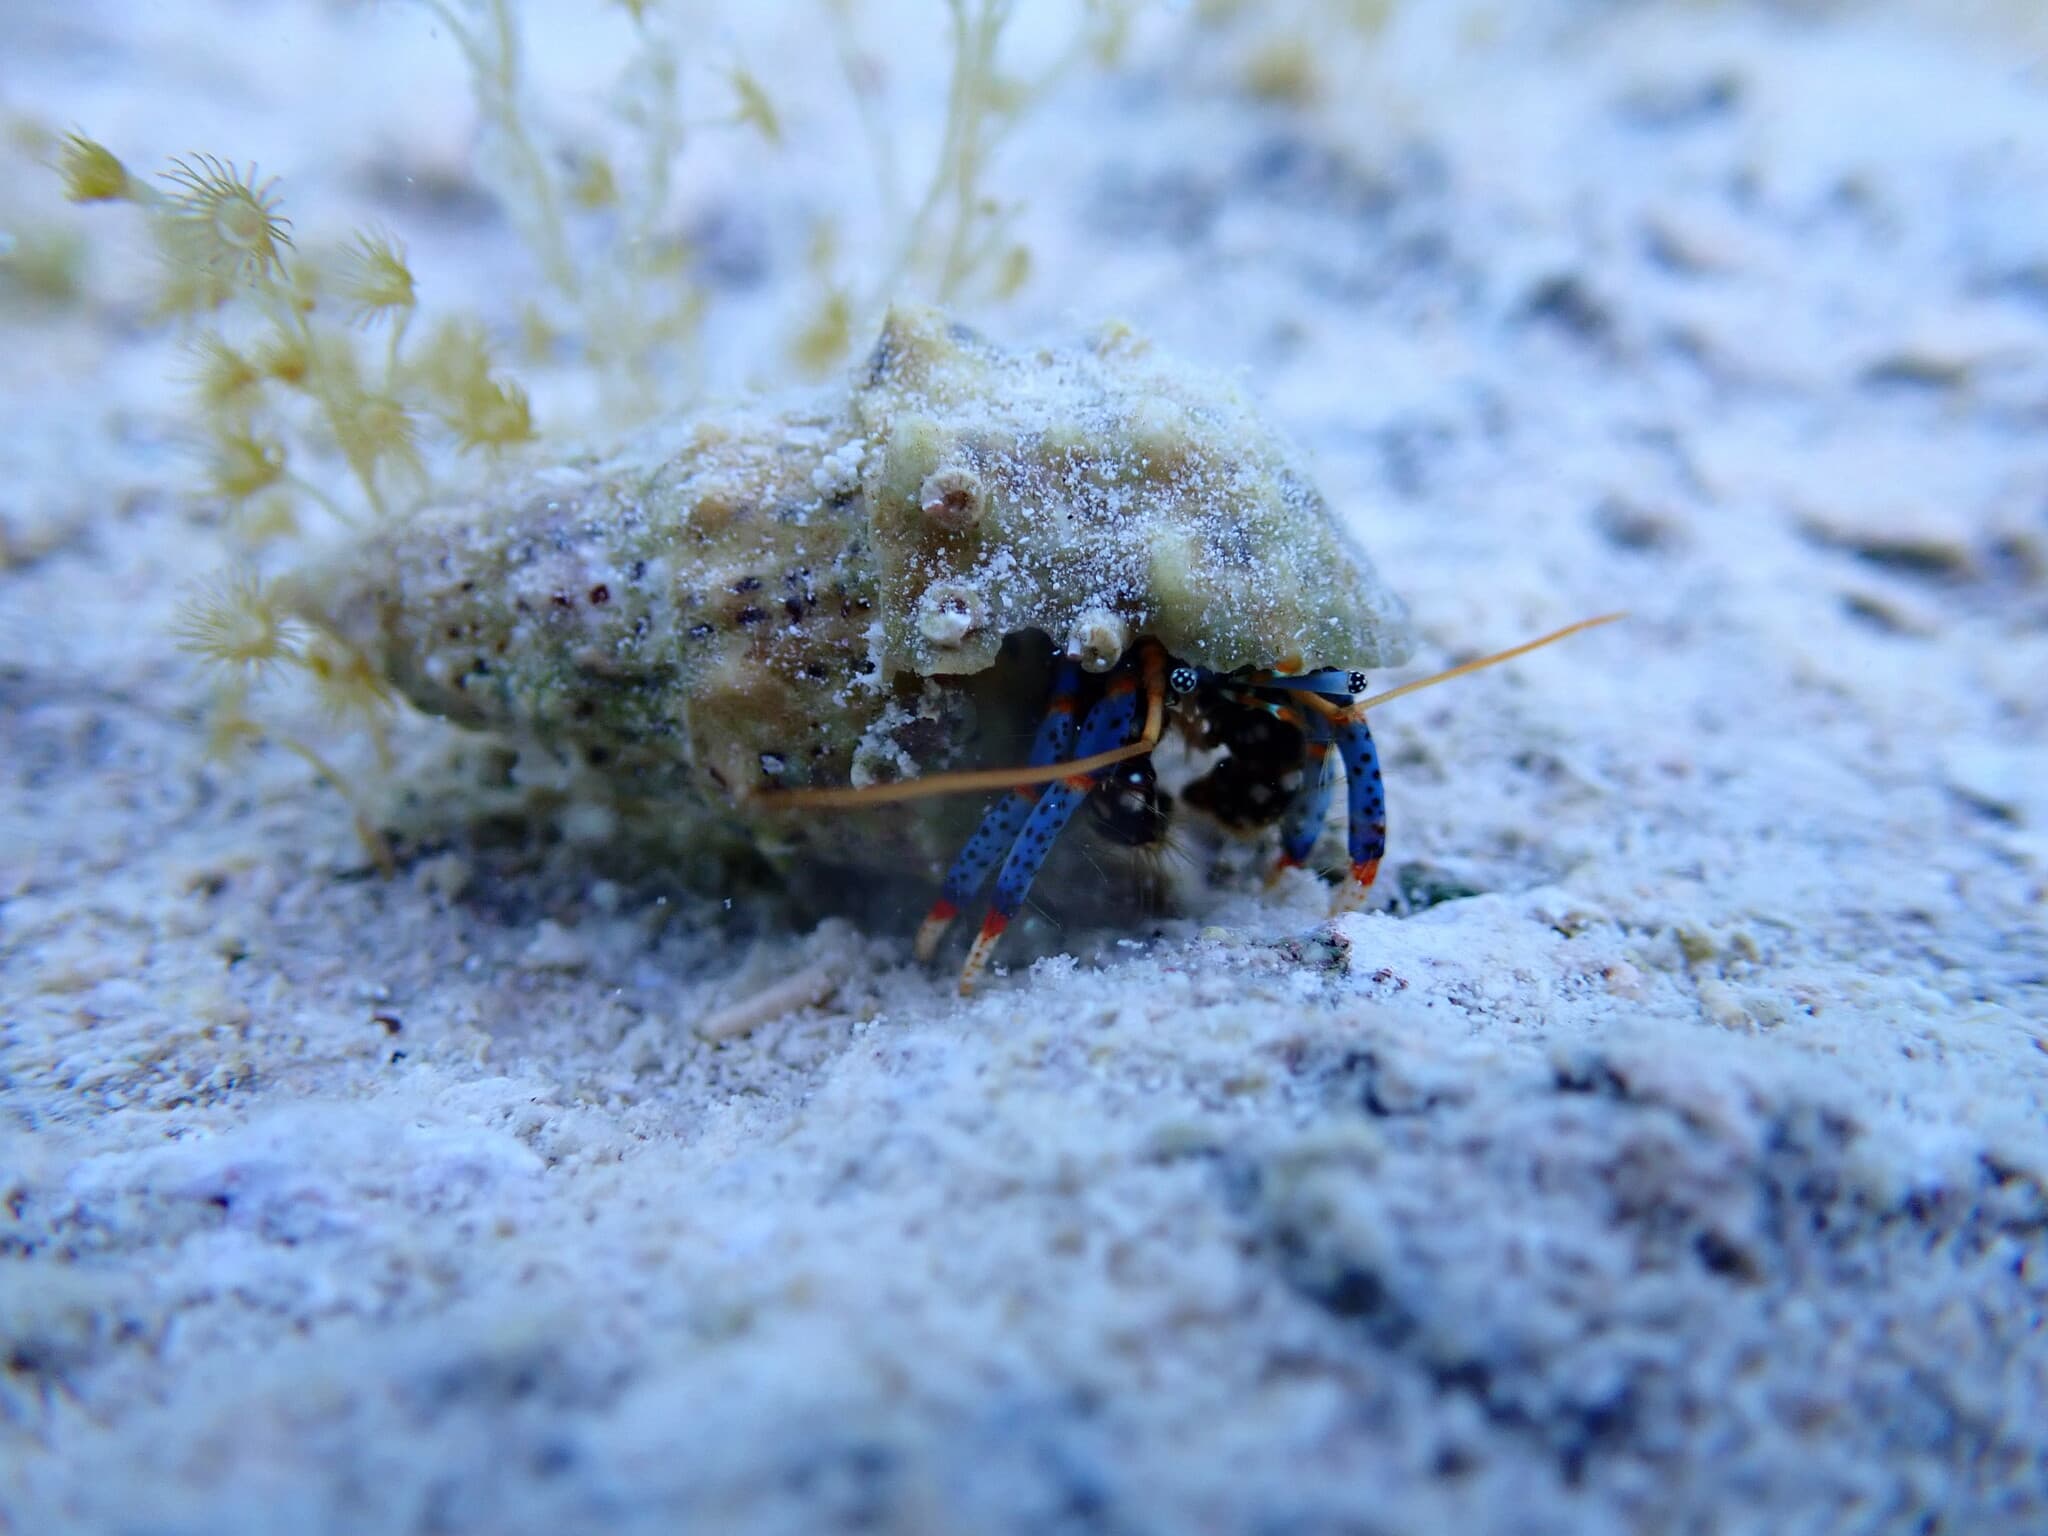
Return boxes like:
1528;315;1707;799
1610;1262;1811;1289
3;2;2046;1531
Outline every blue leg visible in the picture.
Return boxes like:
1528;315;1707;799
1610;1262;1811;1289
1274;706;1336;875
1332;713;1387;909
959;671;1143;991
915;660;1082;960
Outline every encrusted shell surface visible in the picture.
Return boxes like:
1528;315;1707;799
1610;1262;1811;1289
857;306;1412;679
302;305;1413;815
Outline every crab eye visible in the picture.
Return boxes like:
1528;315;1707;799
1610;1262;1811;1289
1347;670;1369;695
1169;664;1200;697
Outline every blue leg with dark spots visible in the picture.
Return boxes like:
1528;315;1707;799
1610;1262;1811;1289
915;660;1083;960
959;673;1142;991
1275;707;1336;875
1333;713;1387;910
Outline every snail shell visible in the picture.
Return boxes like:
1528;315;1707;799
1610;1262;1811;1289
301;305;1413;841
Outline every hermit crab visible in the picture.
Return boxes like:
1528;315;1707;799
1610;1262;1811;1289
303;305;1611;990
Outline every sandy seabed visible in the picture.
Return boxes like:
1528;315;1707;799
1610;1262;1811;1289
3;2;2046;1532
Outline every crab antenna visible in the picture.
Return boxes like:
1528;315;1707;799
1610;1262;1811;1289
753;617;1621;812
1339;612;1626;718
754;644;1169;810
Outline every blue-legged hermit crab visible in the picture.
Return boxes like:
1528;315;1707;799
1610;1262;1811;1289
303;306;1614;991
